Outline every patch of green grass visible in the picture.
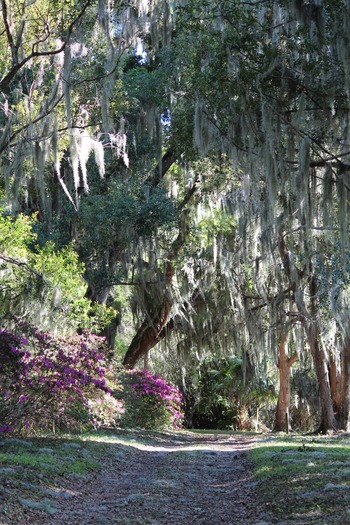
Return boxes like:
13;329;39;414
0;439;103;475
251;434;350;524
0;434;109;524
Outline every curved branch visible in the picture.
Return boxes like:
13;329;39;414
1;0;17;66
0;253;46;283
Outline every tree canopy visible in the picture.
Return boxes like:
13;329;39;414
1;0;350;433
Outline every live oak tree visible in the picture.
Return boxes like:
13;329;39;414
164;0;350;431
0;0;178;335
95;0;350;431
120;0;350;431
0;0;158;212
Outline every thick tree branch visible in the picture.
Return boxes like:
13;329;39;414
144;150;178;187
287;352;299;367
248;286;293;312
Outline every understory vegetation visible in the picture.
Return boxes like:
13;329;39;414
0;323;184;434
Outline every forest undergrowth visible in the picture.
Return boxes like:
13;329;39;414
0;430;349;524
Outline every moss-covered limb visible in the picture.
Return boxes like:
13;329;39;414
122;262;175;368
123;201;194;368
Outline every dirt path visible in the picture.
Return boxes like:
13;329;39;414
32;432;271;525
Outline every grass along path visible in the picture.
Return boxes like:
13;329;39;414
0;435;107;523
251;432;350;524
0;430;349;524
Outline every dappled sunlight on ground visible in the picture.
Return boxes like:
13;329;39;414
82;429;264;453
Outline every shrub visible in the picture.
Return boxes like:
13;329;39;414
185;355;276;430
0;324;184;435
119;369;184;431
0;325;124;434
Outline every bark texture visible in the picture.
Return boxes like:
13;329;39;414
123;262;175;368
300;279;338;432
274;331;298;432
340;336;350;430
329;349;342;418
278;235;337;432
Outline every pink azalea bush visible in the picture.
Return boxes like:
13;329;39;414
0;323;184;434
0;325;124;433
119;369;184;430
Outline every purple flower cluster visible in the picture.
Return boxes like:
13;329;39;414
122;369;184;430
0;424;12;433
0;323;184;434
0;324;124;433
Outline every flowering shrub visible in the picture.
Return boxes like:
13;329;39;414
0;322;184;434
86;393;125;430
119;369;184;431
0;325;124;434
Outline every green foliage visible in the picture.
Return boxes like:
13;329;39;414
124;61;169;110
0;210;115;331
75;179;178;292
187;355;276;430
0;213;44;310
190;208;237;255
0;213;36;255
34;241;86;298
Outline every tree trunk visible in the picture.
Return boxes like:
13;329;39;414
298;292;338;432
340;335;350;430
309;329;338;432
308;277;338;432
123;262;174;368
274;331;298;431
329;348;342;418
277;235;337;432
